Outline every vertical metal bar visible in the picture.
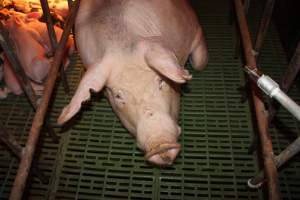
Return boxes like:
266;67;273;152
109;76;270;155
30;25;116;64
40;0;70;94
8;1;80;200
234;0;250;59
233;0;281;199
254;0;275;56
40;0;58;50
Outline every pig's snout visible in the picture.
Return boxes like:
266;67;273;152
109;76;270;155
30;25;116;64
145;143;181;166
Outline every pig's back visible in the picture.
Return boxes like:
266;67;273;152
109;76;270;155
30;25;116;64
76;0;199;65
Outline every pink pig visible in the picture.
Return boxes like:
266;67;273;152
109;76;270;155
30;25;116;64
58;0;208;166
2;14;74;96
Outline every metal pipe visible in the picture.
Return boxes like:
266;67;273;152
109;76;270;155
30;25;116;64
40;0;70;94
40;0;58;51
0;123;48;184
9;1;80;199
249;136;300;187
268;40;300;121
257;75;300;121
254;0;275;57
233;0;281;199
234;0;250;59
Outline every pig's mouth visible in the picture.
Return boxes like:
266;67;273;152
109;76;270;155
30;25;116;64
145;143;181;166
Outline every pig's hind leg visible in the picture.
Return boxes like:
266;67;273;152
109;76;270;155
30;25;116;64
189;28;208;71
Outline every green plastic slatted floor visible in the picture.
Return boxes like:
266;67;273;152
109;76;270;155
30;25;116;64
0;0;299;199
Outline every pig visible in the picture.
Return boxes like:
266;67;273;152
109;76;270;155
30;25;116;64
50;1;69;20
57;0;208;165
4;15;51;85
2;15;74;96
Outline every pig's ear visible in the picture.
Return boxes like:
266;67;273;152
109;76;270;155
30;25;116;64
144;43;192;83
57;63;110;125
12;15;23;26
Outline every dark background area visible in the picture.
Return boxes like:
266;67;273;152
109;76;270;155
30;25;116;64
273;0;300;60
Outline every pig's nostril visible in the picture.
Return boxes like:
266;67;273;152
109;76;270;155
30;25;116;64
145;143;181;165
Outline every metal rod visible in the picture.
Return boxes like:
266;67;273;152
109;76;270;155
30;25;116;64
249;136;300;187
9;1;80;199
268;40;300;120
233;0;281;199
234;0;250;59
254;0;275;57
40;0;58;51
0;123;48;184
40;0;70;94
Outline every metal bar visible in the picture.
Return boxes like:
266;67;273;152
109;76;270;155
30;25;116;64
0;123;48;184
233;0;281;200
0;23;37;109
0;123;23;156
234;0;250;59
40;0;70;94
269;40;300;120
40;0;58;51
254;0;275;57
9;1;80;200
249;136;300;187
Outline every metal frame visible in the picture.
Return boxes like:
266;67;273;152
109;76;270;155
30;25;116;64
233;0;281;199
6;1;80;200
234;0;300;199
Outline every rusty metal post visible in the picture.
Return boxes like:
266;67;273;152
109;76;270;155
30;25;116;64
9;1;80;200
0;123;48;184
254;0;275;57
234;0;250;59
268;40;300;120
40;0;70;94
249;136;300;188
233;0;281;199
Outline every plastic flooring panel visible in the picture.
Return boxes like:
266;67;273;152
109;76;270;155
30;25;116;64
2;0;293;199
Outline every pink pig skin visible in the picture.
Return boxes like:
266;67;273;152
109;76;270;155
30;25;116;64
58;0;208;166
2;14;74;96
5;15;50;83
25;19;75;66
3;56;22;95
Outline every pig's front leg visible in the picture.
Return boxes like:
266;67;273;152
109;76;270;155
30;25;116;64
0;87;11;99
3;57;23;95
190;28;208;71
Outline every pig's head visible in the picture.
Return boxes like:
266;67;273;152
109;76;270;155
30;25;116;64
57;41;192;165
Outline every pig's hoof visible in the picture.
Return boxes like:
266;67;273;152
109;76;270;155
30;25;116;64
145;143;181;166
